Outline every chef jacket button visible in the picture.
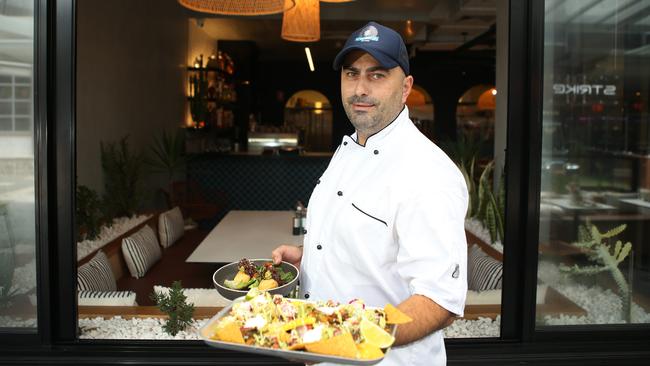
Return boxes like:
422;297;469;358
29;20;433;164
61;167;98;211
304;293;310;299
343;141;348;146
316;179;320;184
316;244;322;250
374;149;379;155
337;191;343;196
303;228;307;234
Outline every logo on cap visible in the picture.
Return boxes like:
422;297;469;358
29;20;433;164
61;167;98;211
355;25;379;42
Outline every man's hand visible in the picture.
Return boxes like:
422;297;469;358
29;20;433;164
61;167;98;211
271;244;303;268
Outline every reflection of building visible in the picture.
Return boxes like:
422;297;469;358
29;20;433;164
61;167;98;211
0;1;33;175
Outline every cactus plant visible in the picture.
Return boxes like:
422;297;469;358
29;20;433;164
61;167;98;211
560;223;633;322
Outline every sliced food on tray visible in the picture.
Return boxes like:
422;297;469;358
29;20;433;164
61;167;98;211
201;289;412;361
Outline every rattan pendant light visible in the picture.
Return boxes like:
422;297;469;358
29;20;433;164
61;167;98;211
178;0;295;16
281;0;320;42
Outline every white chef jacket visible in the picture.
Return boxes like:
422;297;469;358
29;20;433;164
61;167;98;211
299;106;468;366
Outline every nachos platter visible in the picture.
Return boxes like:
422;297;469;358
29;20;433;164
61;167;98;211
199;290;412;365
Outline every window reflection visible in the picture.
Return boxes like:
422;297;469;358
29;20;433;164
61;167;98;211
537;0;650;326
0;0;37;328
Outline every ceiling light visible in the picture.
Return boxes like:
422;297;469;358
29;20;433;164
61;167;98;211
282;0;320;42
305;47;315;72
405;20;414;38
491;88;497;95
177;0;294;16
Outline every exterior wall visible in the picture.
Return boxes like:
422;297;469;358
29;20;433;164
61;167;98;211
75;0;188;205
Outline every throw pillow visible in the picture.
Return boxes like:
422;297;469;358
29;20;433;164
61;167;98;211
467;244;503;291
77;250;116;291
121;224;162;278
158;206;185;248
78;290;138;306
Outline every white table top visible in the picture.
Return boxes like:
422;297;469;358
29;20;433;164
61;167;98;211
186;210;304;263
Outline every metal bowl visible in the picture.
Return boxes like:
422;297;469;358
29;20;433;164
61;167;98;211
212;259;299;301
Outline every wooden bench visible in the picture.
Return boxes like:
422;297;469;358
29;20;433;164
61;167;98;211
463;229;587;320
77;211;218;307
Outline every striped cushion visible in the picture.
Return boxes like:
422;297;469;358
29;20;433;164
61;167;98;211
78;290;137;306
467;244;502;291
158;206;185;248
121;225;162;278
77;250;116;291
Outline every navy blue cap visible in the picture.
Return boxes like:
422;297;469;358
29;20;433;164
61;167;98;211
333;21;409;75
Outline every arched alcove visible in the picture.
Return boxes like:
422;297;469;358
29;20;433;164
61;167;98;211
284;90;333;152
456;84;496;141
406;84;435;141
453;84;497;163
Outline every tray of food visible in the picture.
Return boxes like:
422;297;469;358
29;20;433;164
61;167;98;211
199;290;412;365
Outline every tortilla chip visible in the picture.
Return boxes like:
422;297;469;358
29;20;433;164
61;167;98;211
356;342;385;359
286;343;306;350
214;322;245;344
201;321;220;339
384;304;413;324
278;331;291;343
305;332;357;358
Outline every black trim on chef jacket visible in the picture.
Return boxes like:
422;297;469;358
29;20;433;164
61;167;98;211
349;105;406;147
351;203;388;226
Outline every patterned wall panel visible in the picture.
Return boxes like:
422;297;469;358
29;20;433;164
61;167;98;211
188;154;330;211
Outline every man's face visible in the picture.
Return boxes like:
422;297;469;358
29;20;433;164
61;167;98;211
340;51;413;141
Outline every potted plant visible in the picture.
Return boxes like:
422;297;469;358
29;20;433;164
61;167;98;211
146;129;188;208
100;136;145;218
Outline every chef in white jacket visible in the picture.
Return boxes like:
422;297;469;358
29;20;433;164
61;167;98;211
273;21;468;366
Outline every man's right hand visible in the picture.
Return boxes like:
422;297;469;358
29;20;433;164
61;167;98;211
271;244;303;269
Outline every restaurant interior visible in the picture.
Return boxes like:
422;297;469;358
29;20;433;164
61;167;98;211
70;0;506;337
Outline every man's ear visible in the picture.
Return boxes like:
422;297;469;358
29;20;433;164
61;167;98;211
402;75;414;104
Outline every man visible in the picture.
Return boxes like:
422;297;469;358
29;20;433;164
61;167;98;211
272;21;468;365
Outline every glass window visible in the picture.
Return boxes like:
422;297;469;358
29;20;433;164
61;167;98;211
15;102;30;116
537;0;650;326
0;102;11;115
0;86;11;99
0;117;11;131
0;1;37;329
75;0;502;341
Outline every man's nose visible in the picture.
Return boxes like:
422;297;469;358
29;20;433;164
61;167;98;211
354;77;369;96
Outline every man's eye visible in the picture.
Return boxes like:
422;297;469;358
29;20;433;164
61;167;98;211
345;71;358;77
370;73;385;80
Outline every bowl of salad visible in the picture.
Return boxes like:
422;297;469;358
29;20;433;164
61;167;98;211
213;258;299;300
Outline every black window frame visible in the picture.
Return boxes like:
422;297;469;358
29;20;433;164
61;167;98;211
1;0;649;364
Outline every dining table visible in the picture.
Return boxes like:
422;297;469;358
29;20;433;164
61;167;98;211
185;210;304;263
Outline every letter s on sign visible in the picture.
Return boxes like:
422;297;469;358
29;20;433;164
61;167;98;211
604;85;616;96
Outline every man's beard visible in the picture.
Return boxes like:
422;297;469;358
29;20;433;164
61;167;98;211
343;94;401;136
343;95;384;134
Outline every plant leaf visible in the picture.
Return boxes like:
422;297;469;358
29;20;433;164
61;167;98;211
601;224;626;239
